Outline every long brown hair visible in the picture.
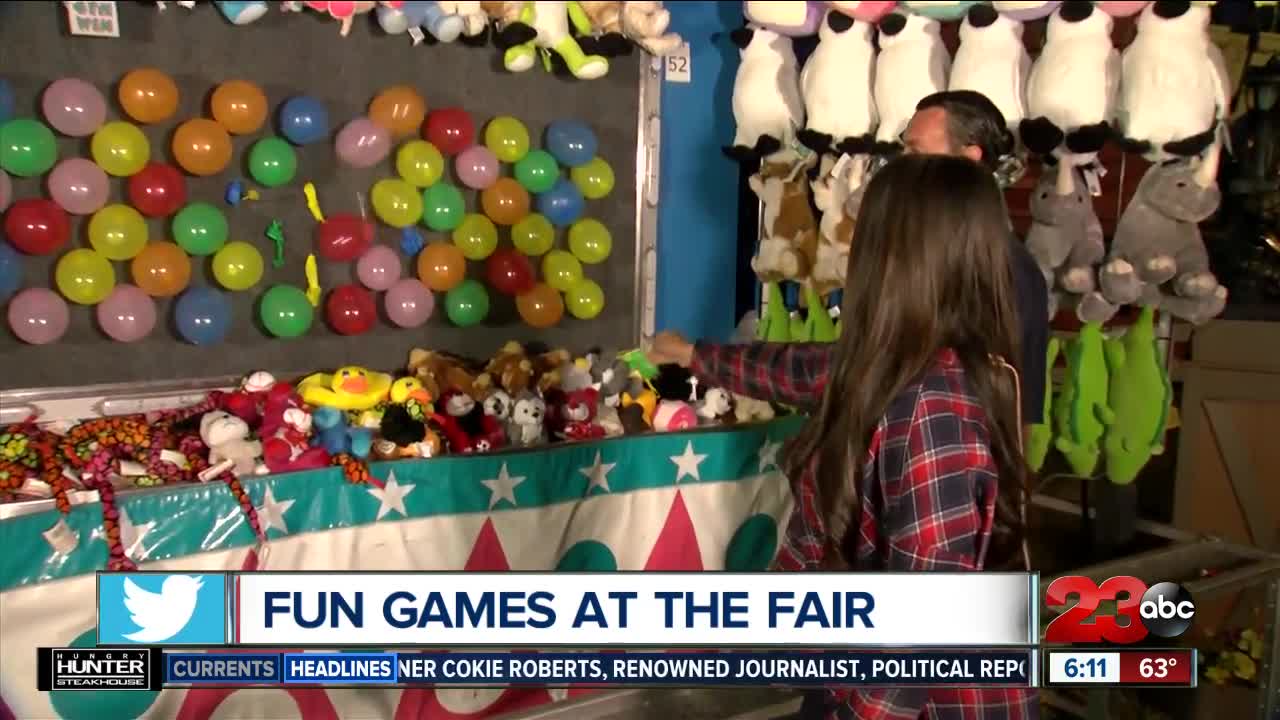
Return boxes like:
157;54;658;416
784;154;1027;566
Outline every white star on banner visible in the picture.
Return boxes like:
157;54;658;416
118;508;156;562
368;471;416;521
481;463;526;510
579;451;617;494
256;487;296;535
758;439;782;473
670;441;708;483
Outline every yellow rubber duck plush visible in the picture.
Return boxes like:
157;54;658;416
298;366;393;411
390;376;434;421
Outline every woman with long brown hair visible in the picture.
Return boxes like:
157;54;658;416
650;154;1037;719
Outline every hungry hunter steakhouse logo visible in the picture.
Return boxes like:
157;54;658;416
1044;576;1197;644
38;648;157;691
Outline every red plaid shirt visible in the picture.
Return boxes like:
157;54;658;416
691;342;1038;720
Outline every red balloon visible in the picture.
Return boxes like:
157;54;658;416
424;107;474;156
127;163;187;217
325;284;377;335
5;199;70;256
316;213;374;263
485;248;535;295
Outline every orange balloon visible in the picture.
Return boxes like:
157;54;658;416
131;241;191;297
172;119;232;177
210;80;268;135
416;242;466;292
369;86;426;139
516;283;565;329
481;178;531;226
118;68;179;124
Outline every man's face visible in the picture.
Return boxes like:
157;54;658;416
902;106;984;165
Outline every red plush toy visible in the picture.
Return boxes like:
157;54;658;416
560;387;606;441
223;371;279;427
437;389;504;453
259;381;329;473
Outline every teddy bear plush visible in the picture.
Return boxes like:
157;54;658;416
873;11;949;152
620;1;682;56
949;3;1030;132
798;10;877;157
407;348;479;399
725;26;805;162
508;391;548;446
475;341;535;396
200;411;264;477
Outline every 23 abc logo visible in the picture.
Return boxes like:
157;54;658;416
1044;576;1196;644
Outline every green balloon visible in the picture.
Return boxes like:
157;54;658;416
172;202;229;256
445;279;489;327
514;149;560;194
248;137;297;188
51;629;159;720
422;182;464;232
0;118;58;177
260;284;314;338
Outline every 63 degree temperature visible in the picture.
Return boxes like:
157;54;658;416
1140;656;1176;679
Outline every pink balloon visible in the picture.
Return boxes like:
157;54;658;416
42;78;107;137
335;117;392;168
455;145;499;190
7;288;70;345
96;284;156;342
47;158;109;215
356;244;402;291
385;277;434;328
0;170;9;213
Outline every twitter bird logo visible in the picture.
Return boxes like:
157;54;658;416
123;575;203;642
98;573;227;645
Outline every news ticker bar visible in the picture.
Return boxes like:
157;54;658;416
1043;649;1197;688
39;648;1037;691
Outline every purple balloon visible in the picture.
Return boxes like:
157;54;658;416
455;145;499;190
47;158;109;215
335;117;392;169
7;288;70;345
42;77;106;137
356;244;402;291
96;284;156;342
0;170;9;213
385;277;434;328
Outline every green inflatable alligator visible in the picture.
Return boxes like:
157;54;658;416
1053;321;1114;476
1103;306;1171;484
1026;337;1061;472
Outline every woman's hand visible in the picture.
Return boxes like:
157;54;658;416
648;331;694;368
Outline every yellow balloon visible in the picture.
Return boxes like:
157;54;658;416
88;204;149;260
212;241;264;291
452;213;498;260
371;178;425;228
396;140;444;188
90;121;150;177
56;249;116;305
512;213;554;256
541;249;583;292
484;115;530;163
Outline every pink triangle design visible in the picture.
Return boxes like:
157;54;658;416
644;491;704;570
464;518;510;571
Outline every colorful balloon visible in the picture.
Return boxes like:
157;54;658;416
512;213;554;256
416;242;466;291
90;121;148;177
545;119;598;167
369;85;426;138
48;158;109;215
421;183;464;231
42;78;106;137
174;286;232;345
397;140;444;188
0;240;22;301
565;278;605;320
88;204;149;260
173;202;228;256
172;119;232;176
424;107;474;156
316;213;374;262
571;156;615;199
542;249;583;292
56;248;115;305
5;199;69;255
568;218;613;264
259;284;314;338
97;284;156;342
245;137;297;188
455;145;499;190
484;115;530;163
279;95;329;146
445;279;489;327
131;241;191;297
7;288;69;345
481;178;530;226
127;163;187;217
514;149;560;194
326;284;377;335
516;283;564;329
210;79;268;135
385;277;434;328
336;117;392;168
1;118;58;177
371;178;424;228
0;169;9;212
212;241;264;291
452;213;498;261
537;178;585;227
356;244;402;291
485;247;535;295
118;68;179;124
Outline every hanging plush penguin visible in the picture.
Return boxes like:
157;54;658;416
949;3;1031;132
1117;1;1230;160
725;26;805;162
873;11;950;153
798;10;877;156
1021;2;1119;160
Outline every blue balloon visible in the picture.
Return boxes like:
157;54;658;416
0;240;22;302
0;78;13;124
537;178;585;227
279;95;329;146
174;286;232;345
545;120;598;168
